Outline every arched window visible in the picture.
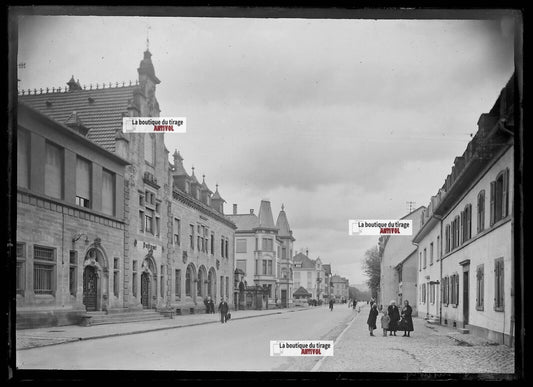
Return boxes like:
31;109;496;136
185;264;194;297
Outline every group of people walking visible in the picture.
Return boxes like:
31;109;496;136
367;300;414;337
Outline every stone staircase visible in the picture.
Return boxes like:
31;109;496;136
83;309;169;326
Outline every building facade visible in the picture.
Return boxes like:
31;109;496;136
378;206;425;315
17;49;236;327
16;102;129;328
413;74;516;345
330;275;349;302
227;200;294;308
292;252;325;301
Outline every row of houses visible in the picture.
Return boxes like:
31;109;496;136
15;49;352;328
378;73;517;346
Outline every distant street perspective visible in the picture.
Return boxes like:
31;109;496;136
11;8;522;380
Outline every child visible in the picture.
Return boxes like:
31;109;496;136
381;310;390;337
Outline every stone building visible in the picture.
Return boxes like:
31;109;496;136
413;73;516;345
227;200;294;308
378;206;425;315
17;49;236;326
16;102;129;328
330;274;349;302
292;251;325;301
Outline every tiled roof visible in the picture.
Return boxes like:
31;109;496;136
19;85;138;152
293;252;316;269
226;214;259;231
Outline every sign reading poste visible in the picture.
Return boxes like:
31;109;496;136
123;117;186;133
349;219;413;236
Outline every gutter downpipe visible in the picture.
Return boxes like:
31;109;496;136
437;215;443;325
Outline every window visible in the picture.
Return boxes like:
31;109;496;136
155;217;160;237
75;157;91;208
445;225;451;253
160;265;164;298
69;251;78;296
33;246;55;295
442;276;449;305
144;134;155;165
282;247;287;259
17;128;30;188
220;276;224;300
236;260;247;274
494;258;504;311
139;193;145;207
139;211;144;232
491;169;510;225
436;236;440;261
221;238;225;258
16;243;25;295
430;283;435;304
175;269;181;298
236;239;247;253
263;260;267;275
462;204;472;243
429;243;434;265
255;238;258;251
419;252;422;271
190;225;194;250
185;266;192;297
225;239;229;258
44;141;63;199
145;209;154;234
450;274;459;306
102;169;115;216
132;260;138;297
477;190;485;233
476;264;484;310
174;218;181;245
210;233;214;255
113;258;119;297
262;238;273;251
225;276;229;298
421;283;426;303
423;248;427;269
197;269;204;297
267;260;272;275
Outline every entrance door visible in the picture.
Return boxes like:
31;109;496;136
463;270;469;327
281;289;287;308
83;266;98;311
141;272;151;309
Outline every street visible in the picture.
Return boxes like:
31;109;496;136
16;304;514;374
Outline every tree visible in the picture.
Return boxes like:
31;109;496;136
361;245;381;299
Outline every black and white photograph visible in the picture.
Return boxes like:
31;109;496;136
7;6;523;380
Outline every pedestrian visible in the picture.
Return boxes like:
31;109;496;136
352;299;357;310
370;297;376;308
209;298;215;314
329;298;334;311
381;310;390;337
400;300;414;337
387;300;400;336
218;298;229;324
367;303;379;336
204;297;209;314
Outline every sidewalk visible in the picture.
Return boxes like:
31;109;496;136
16;306;311;351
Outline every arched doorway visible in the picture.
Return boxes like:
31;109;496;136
140;256;157;309
82;246;108;312
83;266;98;311
185;263;196;301
197;265;207;299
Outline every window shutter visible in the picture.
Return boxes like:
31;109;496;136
503;169;509;218
490;181;495;225
76;158;91;200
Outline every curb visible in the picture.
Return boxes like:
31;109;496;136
17;308;310;351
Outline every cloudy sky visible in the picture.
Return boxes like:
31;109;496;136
16;9;516;287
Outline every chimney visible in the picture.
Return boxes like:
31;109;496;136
250;209;254;215
233;204;237;215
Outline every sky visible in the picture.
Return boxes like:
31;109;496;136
15;10;517;288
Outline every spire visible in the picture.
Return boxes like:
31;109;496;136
258;200;276;229
211;184;225;202
171;149;188;176
138;48;161;84
190;166;199;184
276;204;293;239
67;75;82;91
201;174;212;193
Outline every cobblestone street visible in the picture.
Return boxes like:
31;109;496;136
315;304;515;375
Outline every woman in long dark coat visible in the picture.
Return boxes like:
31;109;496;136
387;300;400;336
367;303;379;336
401;300;414;337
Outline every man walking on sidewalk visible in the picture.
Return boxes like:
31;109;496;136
218;298;229;323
